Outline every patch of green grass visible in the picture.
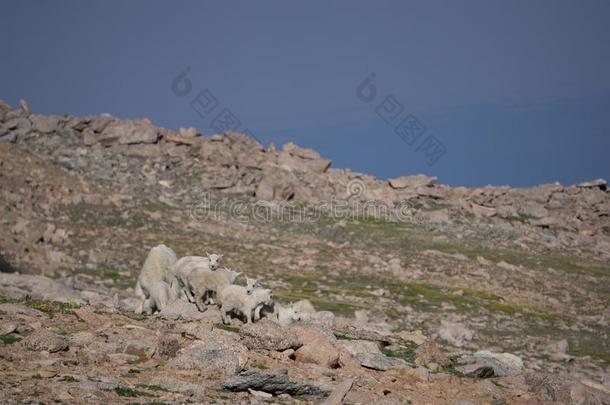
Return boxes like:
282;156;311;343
379;341;417;364
274;289;365;316
568;337;610;365
349;214;392;225
126;403;170;405
114;386;154;398
0;295;19;304
503;214;534;224
0;334;21;345
118;309;147;321
431;241;609;277
214;324;240;333
24;298;80;318
121;369;141;378
250;360;269;370
136;384;172;393
442;363;465;377
335;334;356;341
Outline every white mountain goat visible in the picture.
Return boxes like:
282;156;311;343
134;244;177;314
170;253;223;302
272;303;304;326
142;281;177;314
217;285;273;325
245;276;261;294
188;267;241;311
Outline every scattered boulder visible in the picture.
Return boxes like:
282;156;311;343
101;119;159;145
240;319;301;351
21;329;68;352
29;114;61;134
294;340;339;368
321;379;353;405
255;170;298;201
397;330;427;345
222;368;330;397
577;178;607;190
278;148;331;174
0;322;18;336
471;203;497;218
339;339;405;371
458;350;523;377
389;174;436;189
168;338;246;378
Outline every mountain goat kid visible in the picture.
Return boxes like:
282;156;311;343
188;267;241;311
170;253;223;302
217;285;273;325
134;244;177;314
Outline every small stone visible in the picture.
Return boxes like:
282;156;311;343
248;388;273;398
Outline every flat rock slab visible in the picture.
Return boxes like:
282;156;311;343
222;369;330;398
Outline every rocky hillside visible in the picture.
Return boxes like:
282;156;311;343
0;99;609;404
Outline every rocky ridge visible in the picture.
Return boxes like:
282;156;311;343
1;99;609;404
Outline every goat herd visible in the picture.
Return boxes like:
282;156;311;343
133;244;303;325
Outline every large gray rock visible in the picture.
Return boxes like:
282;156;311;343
240;319;301;351
1;117;31;139
278;142;331;174
389;174;437;189
255;169;299;201
168;339;246;378
30;114;61;133
222;369;330;397
100;119;159;145
294;340;339;368
339;340;408;371
458;350;523;377
21;329;68;352
517;202;549;219
278;150;331;174
576;178;607;190
282;142;320;160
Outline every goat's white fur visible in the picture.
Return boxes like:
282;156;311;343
134;244;177;314
245;276;261;294
143;281;176;314
170;253;223;302
217;285;273;324
272;303;304;326
188;267;241;311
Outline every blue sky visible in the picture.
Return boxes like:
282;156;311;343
1;1;609;187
